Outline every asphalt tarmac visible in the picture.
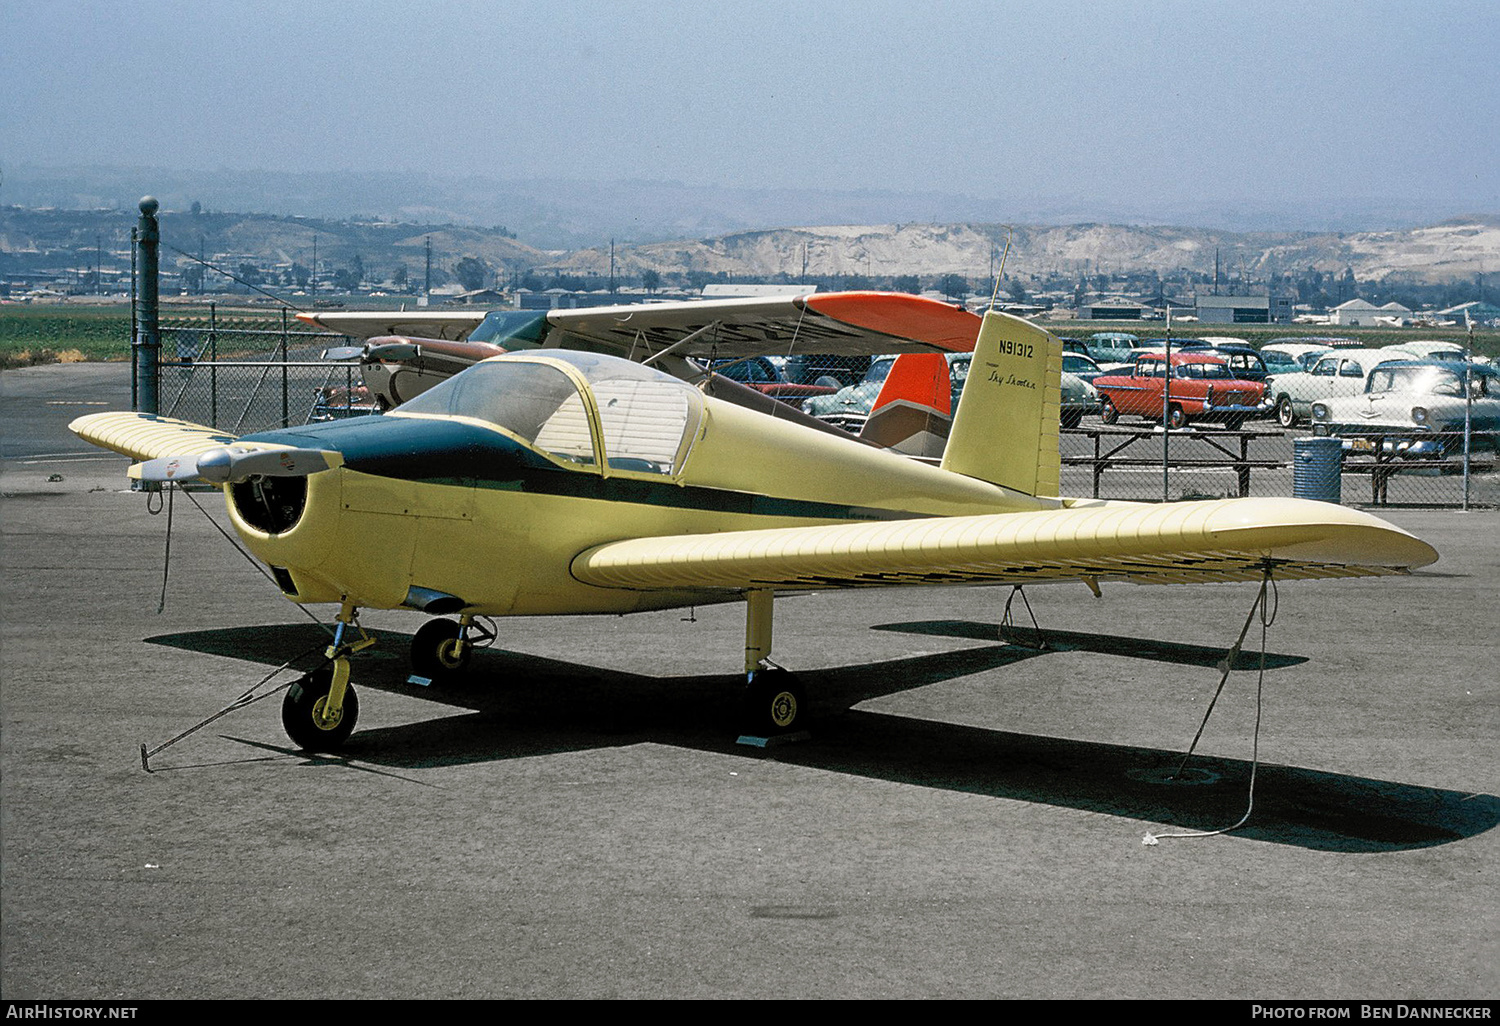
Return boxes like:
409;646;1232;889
2;362;1496;1001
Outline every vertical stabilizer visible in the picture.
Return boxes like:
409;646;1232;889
858;352;952;458
940;311;1061;496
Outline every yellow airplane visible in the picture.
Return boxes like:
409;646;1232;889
71;311;1438;752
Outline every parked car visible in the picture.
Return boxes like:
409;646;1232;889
1383;340;1491;366
1191;343;1270;383
804;353;1099;432
1260;342;1332;374
707;356;839;404
1058;372;1101;428
802;355;901;430
1062;351;1107;384
1093;351;1268;429
1310;361;1500;456
1082;331;1146;370
782;353;871;388
1265;348;1416;428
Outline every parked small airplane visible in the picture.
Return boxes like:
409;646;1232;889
72;311;1438;752
302;290;979;405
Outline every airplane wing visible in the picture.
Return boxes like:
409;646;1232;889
69;412;239;463
571;498;1438;592
540;292;981;359
299;292;983;358
297;311;488;340
69;412;341;484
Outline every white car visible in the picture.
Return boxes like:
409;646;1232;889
1310;362;1500;457
1383;340;1492;366
1266;348;1416;428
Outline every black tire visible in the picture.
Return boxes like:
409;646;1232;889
282;666;359;752
1276;395;1296;428
740;669;807;736
1167;404;1188;429
1099;397;1119;425
411;618;468;679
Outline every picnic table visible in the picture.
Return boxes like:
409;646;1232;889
1332;432;1497;504
1061;424;1287;498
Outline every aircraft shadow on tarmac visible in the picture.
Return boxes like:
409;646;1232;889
146;622;1498;854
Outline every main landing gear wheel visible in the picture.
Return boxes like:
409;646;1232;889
740;668;807;737
411;618;470;679
282;665;359;752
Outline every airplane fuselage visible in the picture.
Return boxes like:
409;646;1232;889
229;379;1057;618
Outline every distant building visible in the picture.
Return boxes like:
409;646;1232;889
1327;299;1383;326
514;288;642;310
1195;294;1292;324
1079;298;1152;320
445;288;509;305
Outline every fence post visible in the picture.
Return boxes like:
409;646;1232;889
209;302;218;428
133;197;161;415
281;307;290;427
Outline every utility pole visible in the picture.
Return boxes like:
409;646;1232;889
133;197;160;415
425;236;432;295
609;238;616;295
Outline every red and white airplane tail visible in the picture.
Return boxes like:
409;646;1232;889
857;353;953;459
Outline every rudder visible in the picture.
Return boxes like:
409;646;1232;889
939;311;1061;497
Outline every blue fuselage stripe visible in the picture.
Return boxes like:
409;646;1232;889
242;417;924;522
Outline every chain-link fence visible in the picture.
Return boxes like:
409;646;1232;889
146;314;1498;507
155;309;365;436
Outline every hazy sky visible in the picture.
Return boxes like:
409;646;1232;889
4;0;1497;212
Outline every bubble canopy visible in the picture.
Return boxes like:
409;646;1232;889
392;351;703;475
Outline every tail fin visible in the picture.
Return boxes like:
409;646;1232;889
858;352;952;458
940;311;1061;497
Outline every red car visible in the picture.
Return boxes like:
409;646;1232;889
1094;352;1268;429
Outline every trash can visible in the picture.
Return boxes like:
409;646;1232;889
1293;436;1343;503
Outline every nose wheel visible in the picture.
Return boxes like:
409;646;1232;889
280;599;373;752
282;663;359;751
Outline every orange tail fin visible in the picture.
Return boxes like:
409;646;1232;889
858;353;952;458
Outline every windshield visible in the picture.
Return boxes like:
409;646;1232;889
395;353;702;474
1367;365;1494;397
862;357;896;385
1175;361;1233;379
466;310;550;347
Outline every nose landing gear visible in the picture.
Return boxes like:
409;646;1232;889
281;599;374;752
